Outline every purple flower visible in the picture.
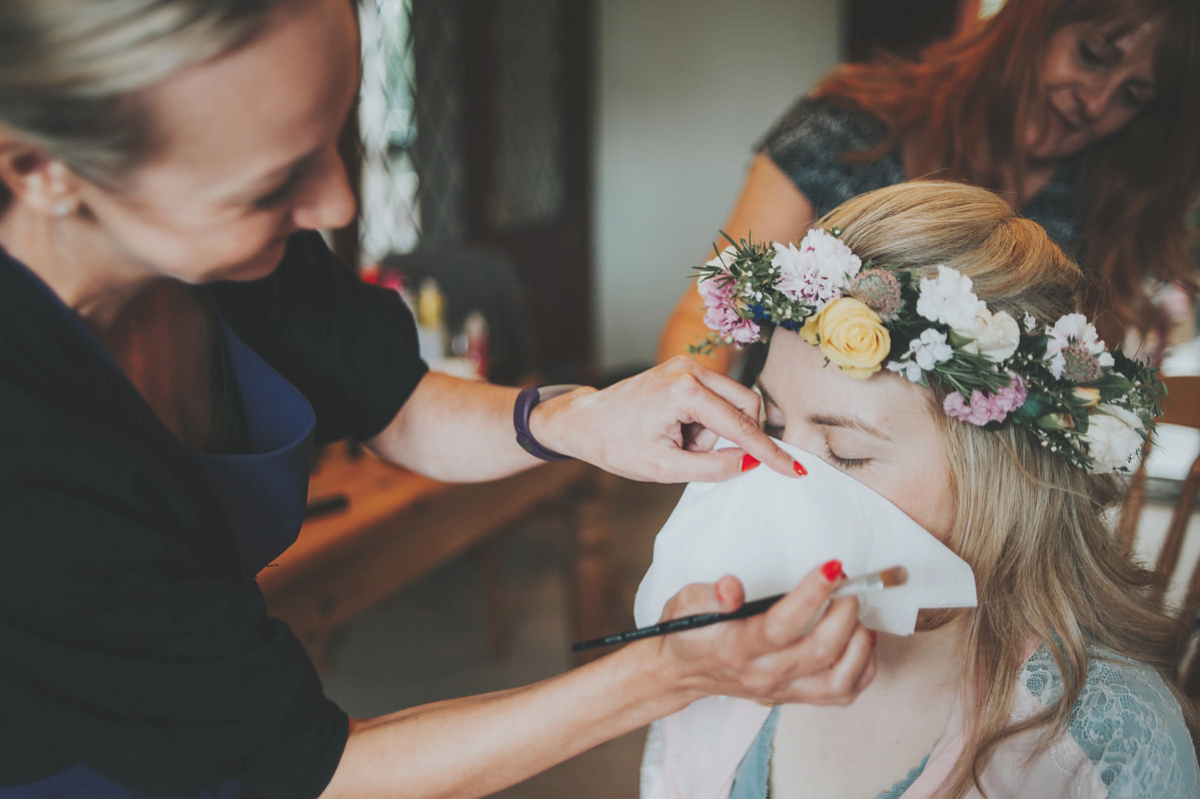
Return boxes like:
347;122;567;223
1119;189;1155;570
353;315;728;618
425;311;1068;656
698;274;761;345
943;374;1028;426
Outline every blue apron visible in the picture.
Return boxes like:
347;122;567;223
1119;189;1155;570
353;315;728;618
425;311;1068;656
2;294;316;797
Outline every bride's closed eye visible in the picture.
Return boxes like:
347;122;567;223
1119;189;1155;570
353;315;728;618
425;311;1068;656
760;419;871;470
825;446;870;470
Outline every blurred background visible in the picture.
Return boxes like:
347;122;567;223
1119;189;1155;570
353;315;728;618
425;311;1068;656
341;0;981;380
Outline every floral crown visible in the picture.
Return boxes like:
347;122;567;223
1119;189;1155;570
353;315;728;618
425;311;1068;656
693;229;1164;474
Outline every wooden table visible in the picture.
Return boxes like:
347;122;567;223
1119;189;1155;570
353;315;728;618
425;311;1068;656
257;446;616;671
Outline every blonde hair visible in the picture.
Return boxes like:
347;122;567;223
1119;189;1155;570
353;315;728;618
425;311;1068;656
817;181;1197;799
0;0;299;211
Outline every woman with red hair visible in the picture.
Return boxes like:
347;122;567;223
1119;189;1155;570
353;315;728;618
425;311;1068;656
659;0;1200;372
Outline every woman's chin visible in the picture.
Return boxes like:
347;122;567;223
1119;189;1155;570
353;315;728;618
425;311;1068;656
214;241;289;282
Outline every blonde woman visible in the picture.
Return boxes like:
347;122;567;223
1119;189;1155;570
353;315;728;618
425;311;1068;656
0;1;878;796
655;181;1200;797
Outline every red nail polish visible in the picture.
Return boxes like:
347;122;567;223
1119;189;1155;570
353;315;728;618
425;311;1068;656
821;559;843;581
869;630;877;646
793;460;808;476
741;454;761;472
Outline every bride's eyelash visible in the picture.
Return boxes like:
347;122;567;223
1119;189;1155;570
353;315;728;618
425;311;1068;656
760;420;869;469
826;446;869;470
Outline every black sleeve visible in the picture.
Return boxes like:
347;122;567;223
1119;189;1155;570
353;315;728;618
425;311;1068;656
211;232;429;445
755;96;907;219
0;394;348;797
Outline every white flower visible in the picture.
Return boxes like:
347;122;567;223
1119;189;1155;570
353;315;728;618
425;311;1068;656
1023;313;1039;333
961;308;1020;362
889;328;954;383
916;265;985;331
886;359;924;383
1083;404;1145;473
772;229;861;310
911;329;955;370
1044;313;1112;378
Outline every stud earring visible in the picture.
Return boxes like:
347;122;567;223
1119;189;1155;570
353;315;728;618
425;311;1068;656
53;201;70;217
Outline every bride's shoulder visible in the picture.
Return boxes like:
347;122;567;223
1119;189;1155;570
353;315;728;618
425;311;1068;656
1017;643;1200;796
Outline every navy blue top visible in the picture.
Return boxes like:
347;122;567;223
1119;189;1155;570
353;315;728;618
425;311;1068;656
2;312;313;798
0;233;428;797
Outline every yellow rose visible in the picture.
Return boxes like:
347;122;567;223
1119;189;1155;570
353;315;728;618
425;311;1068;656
799;314;821;346
811;297;890;379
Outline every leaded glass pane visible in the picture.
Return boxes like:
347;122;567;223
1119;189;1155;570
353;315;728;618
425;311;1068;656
491;0;565;231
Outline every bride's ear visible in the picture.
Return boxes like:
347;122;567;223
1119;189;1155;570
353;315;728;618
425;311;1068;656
0;137;81;217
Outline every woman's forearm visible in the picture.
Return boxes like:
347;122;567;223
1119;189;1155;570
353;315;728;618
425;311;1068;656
320;640;687;799
369;359;804;485
367;371;569;482
319;568;875;798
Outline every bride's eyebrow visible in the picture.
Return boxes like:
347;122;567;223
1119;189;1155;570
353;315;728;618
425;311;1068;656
809;413;891;441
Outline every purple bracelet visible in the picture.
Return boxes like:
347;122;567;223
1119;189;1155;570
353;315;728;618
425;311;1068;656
513;384;579;461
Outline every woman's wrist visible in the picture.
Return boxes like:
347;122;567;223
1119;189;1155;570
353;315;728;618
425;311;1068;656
525;385;596;461
605;636;706;721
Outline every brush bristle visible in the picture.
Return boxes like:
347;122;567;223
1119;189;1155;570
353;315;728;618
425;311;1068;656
879;565;908;588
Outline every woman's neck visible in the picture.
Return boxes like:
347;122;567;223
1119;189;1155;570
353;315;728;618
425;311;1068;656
875;614;971;686
0;204;168;335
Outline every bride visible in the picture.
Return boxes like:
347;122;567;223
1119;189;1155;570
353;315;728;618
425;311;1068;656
644;181;1200;798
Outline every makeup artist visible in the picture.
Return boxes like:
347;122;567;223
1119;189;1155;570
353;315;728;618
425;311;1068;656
0;1;877;797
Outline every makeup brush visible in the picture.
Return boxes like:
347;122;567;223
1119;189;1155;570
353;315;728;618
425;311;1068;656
571;565;908;652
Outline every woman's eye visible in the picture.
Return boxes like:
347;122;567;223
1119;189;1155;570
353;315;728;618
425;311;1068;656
1121;86;1150;109
1078;40;1106;66
254;181;298;209
826;446;869;470
763;421;784;438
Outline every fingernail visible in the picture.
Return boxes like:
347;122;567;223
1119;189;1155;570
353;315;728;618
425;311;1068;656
838;567;848;579
741;454;761;472
821;559;843;582
793;460;807;477
869;630;877;646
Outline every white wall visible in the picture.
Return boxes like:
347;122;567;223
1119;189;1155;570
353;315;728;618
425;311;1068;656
594;0;842;368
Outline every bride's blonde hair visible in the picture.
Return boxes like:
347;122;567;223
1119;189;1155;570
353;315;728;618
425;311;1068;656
819;181;1197;799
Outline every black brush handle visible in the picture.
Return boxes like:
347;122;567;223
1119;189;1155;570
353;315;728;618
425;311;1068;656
571;593;785;652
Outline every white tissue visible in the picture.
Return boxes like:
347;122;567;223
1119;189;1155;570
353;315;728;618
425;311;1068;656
634;437;976;635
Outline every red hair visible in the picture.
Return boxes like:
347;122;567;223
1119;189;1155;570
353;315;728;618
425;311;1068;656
814;0;1200;343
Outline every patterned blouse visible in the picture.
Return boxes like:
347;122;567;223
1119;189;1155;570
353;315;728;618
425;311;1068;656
757;96;1083;257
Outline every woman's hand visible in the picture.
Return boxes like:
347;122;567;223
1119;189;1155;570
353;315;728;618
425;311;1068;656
530;356;799;483
648;563;876;707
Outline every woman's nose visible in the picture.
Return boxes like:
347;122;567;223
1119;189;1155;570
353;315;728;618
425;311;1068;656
1076;76;1116;122
292;146;357;232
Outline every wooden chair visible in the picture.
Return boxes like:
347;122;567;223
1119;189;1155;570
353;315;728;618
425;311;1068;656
1118;375;1200;697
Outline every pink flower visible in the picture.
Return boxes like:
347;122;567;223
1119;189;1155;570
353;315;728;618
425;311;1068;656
942;374;1028;426
772;230;860;310
698;274;761;345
